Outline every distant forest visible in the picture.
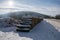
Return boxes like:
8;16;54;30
55;15;60;19
0;11;60;19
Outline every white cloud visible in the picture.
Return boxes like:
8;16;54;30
0;1;60;16
35;6;60;16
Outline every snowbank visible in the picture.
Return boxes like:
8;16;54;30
0;19;60;40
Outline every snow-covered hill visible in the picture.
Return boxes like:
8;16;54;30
0;19;60;40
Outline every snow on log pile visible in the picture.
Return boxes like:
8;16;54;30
0;18;12;28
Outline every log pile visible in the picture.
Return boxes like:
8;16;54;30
15;17;43;32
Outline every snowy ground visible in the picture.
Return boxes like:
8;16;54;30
0;19;60;40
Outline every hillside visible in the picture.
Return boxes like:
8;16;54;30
8;11;52;18
0;11;54;19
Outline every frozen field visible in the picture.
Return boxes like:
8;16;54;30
0;19;60;40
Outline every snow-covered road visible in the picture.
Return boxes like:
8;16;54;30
0;19;60;40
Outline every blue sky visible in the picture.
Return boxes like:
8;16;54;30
0;0;60;16
15;0;60;6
